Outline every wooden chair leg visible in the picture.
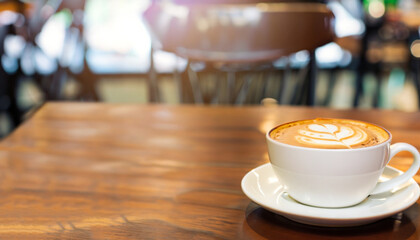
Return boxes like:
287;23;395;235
7;72;21;127
226;71;235;104
278;59;291;104
353;31;369;108
173;57;183;104
372;67;382;108
211;72;222;105
353;66;364;107
235;74;252;105
323;68;337;106
291;51;316;106
187;64;204;104
148;48;160;103
290;65;309;105
79;58;99;101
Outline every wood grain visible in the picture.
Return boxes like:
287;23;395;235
0;102;419;239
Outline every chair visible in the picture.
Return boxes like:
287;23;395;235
0;13;18;136
0;0;90;135
0;1;35;132
143;0;335;105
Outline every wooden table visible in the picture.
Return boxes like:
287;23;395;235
0;103;419;239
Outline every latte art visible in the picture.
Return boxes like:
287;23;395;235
270;118;389;149
296;124;368;148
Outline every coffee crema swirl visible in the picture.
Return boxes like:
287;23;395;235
270;118;389;149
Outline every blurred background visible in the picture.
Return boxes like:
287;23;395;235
0;0;419;138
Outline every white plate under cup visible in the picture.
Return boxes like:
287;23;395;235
241;163;420;227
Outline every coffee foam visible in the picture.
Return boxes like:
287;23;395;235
270;118;389;149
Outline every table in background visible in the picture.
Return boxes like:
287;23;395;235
0;103;419;239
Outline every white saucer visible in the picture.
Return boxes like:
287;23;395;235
241;163;420;227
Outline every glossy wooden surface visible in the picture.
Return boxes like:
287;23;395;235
0;103;420;239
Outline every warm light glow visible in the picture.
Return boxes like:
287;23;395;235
256;3;269;11
410;40;420;58
368;1;385;19
196;17;209;32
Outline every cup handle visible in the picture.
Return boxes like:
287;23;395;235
370;143;420;195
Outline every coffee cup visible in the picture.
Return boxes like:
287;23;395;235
266;118;420;208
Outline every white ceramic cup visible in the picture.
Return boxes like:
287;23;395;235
266;122;420;208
